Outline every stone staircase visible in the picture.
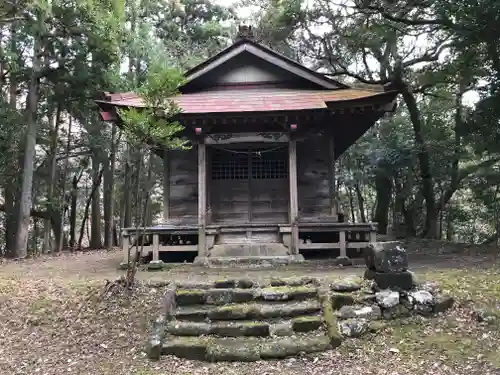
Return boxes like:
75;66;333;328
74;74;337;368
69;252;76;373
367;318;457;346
147;277;342;361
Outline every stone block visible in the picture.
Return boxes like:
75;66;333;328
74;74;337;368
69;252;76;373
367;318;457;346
337;304;381;320
331;292;355;310
292;316;324;332
364;241;407;272
339;318;369;338
373;271;414;291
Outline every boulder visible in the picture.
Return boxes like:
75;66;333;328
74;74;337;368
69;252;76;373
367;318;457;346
364;241;408;272
373;271;414;291
339;319;369;338
338;304;381;320
376;290;400;308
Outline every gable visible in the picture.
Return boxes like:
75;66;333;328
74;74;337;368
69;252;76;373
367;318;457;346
180;39;347;93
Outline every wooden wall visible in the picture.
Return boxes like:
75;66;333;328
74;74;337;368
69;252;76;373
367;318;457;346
297;135;331;218
168;147;198;223
165;136;334;225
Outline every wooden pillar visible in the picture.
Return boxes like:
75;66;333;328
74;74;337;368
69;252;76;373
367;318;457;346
197;142;207;257
152;233;159;262
122;230;129;264
339;230;346;258
163;150;170;222
289;139;299;255
328;135;338;219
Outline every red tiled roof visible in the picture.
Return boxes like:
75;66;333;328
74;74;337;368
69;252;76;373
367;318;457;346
100;87;394;114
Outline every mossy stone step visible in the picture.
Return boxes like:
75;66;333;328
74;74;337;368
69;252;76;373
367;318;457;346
166;315;324;337
175;286;318;306
162;335;332;361
167;320;271;337
175;300;322;321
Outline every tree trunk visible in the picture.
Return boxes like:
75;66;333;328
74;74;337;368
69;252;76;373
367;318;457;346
401;85;437;238
78;168;104;250
122;145;132;229
42;107;61;253
69;169;84;249
104;123;117;248
373;169;392;234
347;187;356;223
15;32;42;258
90;156;103;249
58;115;73;252
354;182;366;222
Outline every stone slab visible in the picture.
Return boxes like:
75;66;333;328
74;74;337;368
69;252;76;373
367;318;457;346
373;271;414;291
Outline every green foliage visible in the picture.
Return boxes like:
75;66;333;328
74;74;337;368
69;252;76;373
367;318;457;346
118;62;189;150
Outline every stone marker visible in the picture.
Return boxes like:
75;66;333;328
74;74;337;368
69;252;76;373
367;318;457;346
364;241;408;273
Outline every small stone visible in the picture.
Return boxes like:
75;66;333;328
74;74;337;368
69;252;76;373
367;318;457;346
373;271;414;291
338;305;381;320
357;294;377;305
338;319;368;338
331;276;362;292
376;290;400;308
237;279;255;289
409;290;434;305
433;295;454;313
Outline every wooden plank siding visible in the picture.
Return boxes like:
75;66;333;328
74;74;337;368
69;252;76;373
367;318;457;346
168;148;198;223
165;134;337;225
297;135;332;218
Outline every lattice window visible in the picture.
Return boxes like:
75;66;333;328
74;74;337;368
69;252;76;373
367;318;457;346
211;147;288;180
211;149;249;180
251;149;288;179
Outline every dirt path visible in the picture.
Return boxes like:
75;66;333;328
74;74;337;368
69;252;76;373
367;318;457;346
0;247;499;375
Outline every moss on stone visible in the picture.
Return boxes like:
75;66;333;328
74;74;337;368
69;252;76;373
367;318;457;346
162;337;209;360
175;289;205;306
206;341;260;362
208;304;259;320
259;336;331;359
319;288;343;347
259;285;317;301
211;321;270;337
292;315;324;332
368;321;387;333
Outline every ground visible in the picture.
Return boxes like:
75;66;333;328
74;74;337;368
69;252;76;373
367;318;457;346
0;240;499;375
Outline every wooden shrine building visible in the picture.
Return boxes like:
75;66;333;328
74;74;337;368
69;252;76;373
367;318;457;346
96;26;399;267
